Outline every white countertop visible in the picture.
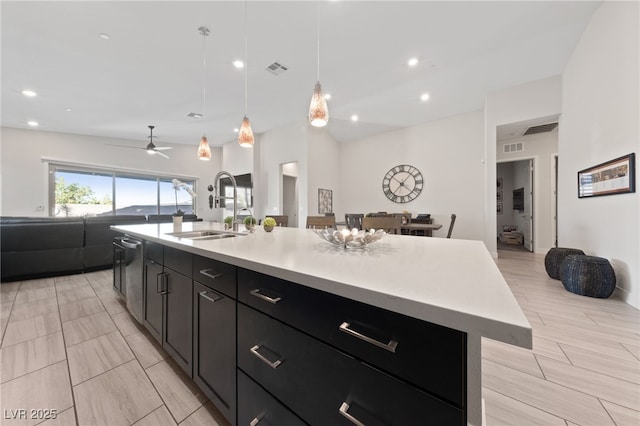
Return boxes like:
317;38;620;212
114;222;532;349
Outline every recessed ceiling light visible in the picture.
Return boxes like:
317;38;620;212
22;90;37;97
65;108;72;112
233;60;244;69
324;93;331;100
27;121;39;127
420;93;430;102
234;128;239;133
408;57;419;67
351;115;359;122
99;33;111;40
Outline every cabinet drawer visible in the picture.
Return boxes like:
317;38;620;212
238;268;466;406
237;369;306;426
193;255;237;298
144;240;163;264
164;246;192;277
238;304;464;425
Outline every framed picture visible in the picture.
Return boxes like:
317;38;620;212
318;188;333;214
497;190;503;202
497;178;503;190
497;203;503;214
578;153;635;198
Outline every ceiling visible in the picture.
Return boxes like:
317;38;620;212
1;1;601;147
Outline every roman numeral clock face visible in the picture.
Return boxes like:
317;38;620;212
382;164;423;203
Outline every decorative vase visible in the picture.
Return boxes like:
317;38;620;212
264;225;274;233
173;215;183;230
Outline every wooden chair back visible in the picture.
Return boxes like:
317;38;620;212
306;215;336;229
362;216;402;234
269;215;288;227
446;214;457;238
344;213;364;230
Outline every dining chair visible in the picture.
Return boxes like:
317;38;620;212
446;214;457;238
269;215;288;227
362;216;402;235
344;213;364;230
306;215;336;229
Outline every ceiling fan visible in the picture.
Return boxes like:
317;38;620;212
109;125;172;159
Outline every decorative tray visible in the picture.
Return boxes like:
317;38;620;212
313;228;386;249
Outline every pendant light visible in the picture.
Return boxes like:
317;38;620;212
309;0;328;127
197;26;212;160
238;1;254;147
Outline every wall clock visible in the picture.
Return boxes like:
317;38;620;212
382;164;423;203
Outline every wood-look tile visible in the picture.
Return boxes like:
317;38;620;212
15;278;54;291
588;312;640;334
74;359;163;426
59;296;105;323
600;400;640;426
536;355;640;411
0;331;66;383
111;310;145;337
67;330;135;385
37;406;76;426
482;338;544;379
13;286;56;306
0;361;73;426
125;331;168;369
8;298;58;323
179;401;229;426
54;273;88;286
146;359;207;423
539;312;640;347
482;387;566;426
530;336;570;363
482;359;614;425
53;278;91;293
560;343;640;384
2;312;61;348
56;285;96;305
62;311;116;347
133;405;177;426
98;293;127;315
1;281;21;299
623;343;640;361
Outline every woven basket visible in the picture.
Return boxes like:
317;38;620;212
560;255;616;298
544;247;585;279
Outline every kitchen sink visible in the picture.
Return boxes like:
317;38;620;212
165;230;245;240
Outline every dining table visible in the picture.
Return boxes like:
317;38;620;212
401;222;442;237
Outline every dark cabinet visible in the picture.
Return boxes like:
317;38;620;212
143;258;164;343
163;267;193;376
193;281;236;424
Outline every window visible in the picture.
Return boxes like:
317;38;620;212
49;163;196;217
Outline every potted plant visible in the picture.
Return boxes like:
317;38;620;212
224;216;233;230
263;217;277;232
243;216;257;231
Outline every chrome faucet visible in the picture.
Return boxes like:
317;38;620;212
213;171;239;231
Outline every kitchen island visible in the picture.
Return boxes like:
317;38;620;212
113;221;531;426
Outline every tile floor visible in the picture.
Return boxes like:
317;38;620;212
1;251;639;425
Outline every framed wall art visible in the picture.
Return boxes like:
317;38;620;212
578;153;635;198
318;188;333;214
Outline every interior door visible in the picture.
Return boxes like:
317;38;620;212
283;175;297;227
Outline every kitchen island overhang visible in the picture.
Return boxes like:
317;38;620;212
113;221;531;425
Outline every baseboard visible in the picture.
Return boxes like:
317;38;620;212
615;286;640;310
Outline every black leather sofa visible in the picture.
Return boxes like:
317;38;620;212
1;215;186;282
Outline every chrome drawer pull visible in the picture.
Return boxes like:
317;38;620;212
250;345;282;369
249;416;262;426
338;402;366;426
339;322;398;353
199;290;223;303
200;268;223;279
250;288;282;304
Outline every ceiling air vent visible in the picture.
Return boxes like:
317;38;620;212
523;122;558;135
265;61;288;76
503;142;524;154
187;112;203;119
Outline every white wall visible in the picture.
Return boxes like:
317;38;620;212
253;119;309;228
559;1;640;308
307;125;340;217
0;127;222;220
339;110;485;240
497;131;558;253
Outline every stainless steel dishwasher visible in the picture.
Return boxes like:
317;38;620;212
117;235;143;323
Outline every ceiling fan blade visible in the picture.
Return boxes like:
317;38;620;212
154;146;172;151
155;151;170;159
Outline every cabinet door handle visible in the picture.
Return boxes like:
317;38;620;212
339;322;398;353
250;345;282;369
249;288;282;304
156;271;163;294
199;290;223;303
199;268;223;280
338;402;366;426
160;272;169;295
249;416;263;426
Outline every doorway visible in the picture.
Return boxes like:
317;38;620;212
497;159;534;252
281;162;298;228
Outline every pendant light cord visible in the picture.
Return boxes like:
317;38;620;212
316;0;320;82
202;29;207;124
244;0;248;115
